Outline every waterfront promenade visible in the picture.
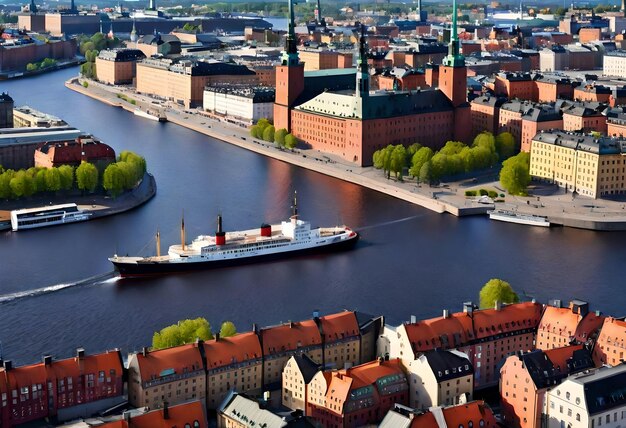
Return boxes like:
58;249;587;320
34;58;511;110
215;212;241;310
66;77;626;230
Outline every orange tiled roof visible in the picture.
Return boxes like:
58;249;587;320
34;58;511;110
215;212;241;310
99;401;207;428
261;320;322;355
404;312;473;352
326;374;352;414
596;317;626;348
4;363;48;388
544;344;583;372
203;332;262;369
538;306;579;337
409;411;438;428
319;311;359;342
472;302;543;341
341;358;404;389
574;311;605;342
440;401;497;428
135;343;204;383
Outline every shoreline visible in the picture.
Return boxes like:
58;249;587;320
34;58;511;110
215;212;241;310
0;172;157;232
65;78;626;231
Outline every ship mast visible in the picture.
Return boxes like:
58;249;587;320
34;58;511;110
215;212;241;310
181;212;185;251
291;190;298;218
156;229;161;257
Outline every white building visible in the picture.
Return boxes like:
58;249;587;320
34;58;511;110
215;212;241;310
604;51;626;78
544;364;626;428
203;86;275;124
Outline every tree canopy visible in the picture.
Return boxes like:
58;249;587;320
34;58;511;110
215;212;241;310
284;133;298;149
76;162;99;192
495;132;517;161
152;317;214;350
219;321;237;338
479;278;520;309
500;152;530;195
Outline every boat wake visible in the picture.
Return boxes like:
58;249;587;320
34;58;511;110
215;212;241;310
0;271;118;304
357;214;424;231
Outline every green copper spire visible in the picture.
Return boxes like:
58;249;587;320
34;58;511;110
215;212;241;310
281;0;299;66
443;0;465;67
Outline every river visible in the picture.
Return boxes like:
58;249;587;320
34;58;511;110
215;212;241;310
0;68;624;365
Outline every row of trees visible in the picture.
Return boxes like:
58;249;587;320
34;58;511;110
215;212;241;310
0;163;99;200
499;151;531;195
26;58;58;72
372;132;516;183
102;151;147;197
250;119;298;149
152;317;237;350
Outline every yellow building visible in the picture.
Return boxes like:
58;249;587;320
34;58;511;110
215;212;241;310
282;354;320;412
203;332;263;410
127;343;206;409
530;131;626;198
95;49;146;85
135;57;257;108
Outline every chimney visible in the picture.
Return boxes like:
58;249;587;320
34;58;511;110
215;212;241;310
595;310;601;316
442;309;450;318
463;302;474;313
551;299;562;308
410;315;417;324
77;348;85;359
215;333;220;342
289;321;294;328
3;360;12;371
195;338;204;347
313;309;320;319
252;323;258;333
123;411;131;422
494;300;502;311
43;355;52;366
162;401;169;420
142;347;149;357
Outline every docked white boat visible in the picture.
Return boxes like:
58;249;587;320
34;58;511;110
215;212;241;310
133;108;167;122
11;203;92;231
488;209;550;227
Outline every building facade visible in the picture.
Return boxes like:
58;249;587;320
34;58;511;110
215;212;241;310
203;87;275;124
96;49;146;85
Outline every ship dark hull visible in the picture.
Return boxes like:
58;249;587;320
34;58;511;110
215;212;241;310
112;233;359;278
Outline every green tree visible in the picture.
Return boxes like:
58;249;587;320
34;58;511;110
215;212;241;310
274;128;288;146
58;165;74;191
390;145;407;179
495;132;516;161
250;125;260;138
9;171;34;198
284;133;297;149
440;140;466;156
262;125;275;142
152;317;213;350
409;146;434;178
0;170;14;199
44;168;62;192
418;161;432;184
406;143;422;164
76;161;99;192
373;149;384;169
479;278;520;309
103;163;125;197
500;152;530;195
26;63;38;71
430;153;449;180
219;321;237;338
473;131;497;154
381;145;395;179
35;169;47;193
256;118;271;134
458;147;476;172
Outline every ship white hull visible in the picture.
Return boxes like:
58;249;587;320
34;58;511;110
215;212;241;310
488;210;550;227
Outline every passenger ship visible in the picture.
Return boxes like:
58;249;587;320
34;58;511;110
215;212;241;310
11;203;92;231
109;194;359;277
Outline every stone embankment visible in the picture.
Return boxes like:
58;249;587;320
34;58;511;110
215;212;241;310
66;78;626;230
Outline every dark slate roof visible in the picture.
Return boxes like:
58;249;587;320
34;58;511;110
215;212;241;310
533;131;626;155
522;105;562;122
139;34;181;45
519;350;564;389
471;95;506;108
423;349;473;382
291;354;321;384
98;48;146;62
360;89;453;120
577;366;626;415
295;69;356;105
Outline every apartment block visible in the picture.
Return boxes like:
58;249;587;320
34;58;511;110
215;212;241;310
127;342;206;409
536;300;605;350
282;354;320;412
592;317;626;367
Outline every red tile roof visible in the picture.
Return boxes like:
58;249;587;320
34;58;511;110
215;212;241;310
37;138;116;165
260;320;322;355
574;311;605;342
409;401;497;428
135;343;204;383
596;317;626;348
203;332;262;370
319;311;360;342
538;305;604;342
404;312;474;352
472;302;543;340
99;401;208;428
340;358;405;389
544;344;583;372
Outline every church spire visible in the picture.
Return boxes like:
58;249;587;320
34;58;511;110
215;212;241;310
281;0;299;66
443;0;464;67
356;24;369;97
29;0;38;14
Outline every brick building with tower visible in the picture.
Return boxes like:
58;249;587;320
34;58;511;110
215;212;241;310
273;0;472;166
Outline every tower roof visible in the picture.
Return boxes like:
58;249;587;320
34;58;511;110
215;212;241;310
443;0;465;67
